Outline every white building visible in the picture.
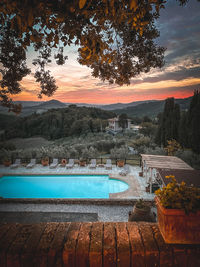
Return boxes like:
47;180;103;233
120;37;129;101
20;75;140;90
108;117;131;132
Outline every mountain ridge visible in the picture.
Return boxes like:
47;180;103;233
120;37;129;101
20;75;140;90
0;97;192;117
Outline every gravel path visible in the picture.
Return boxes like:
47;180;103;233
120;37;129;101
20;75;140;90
0;203;133;222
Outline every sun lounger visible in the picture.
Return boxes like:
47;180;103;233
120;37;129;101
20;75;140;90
26;159;36;169
89;159;96;169
50;158;59;169
119;165;130;176
66;159;74;169
10;159;21;169
105;159;112;170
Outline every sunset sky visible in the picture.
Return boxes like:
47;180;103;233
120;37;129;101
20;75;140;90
14;0;200;104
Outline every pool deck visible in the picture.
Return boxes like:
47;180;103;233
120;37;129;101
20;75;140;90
0;164;155;222
0;164;154;200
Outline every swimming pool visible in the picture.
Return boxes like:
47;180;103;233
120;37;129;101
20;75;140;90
0;175;129;198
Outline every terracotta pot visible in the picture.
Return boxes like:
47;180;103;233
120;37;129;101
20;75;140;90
129;205;155;222
61;159;67;167
79;160;86;167
3;160;11;167
41;158;49;166
117;160;124;167
155;197;200;244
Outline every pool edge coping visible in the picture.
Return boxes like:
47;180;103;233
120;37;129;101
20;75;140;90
0;172;136;201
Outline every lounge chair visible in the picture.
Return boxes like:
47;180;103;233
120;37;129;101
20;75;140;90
26;159;36;169
50;158;59;169
66;159;74;169
119;165;130;176
89;159;96;169
105;159;112;170
10;159;21;169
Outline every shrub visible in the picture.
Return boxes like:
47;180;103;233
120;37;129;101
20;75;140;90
144;146;166;155
110;145;129;159
0;141;16;151
155;175;200;214
131;136;151;149
175;150;200;170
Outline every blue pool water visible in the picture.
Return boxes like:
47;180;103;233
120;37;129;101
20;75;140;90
0;175;129;198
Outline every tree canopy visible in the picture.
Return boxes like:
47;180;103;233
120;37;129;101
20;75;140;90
0;0;190;112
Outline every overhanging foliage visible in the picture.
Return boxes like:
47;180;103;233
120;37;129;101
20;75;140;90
0;0;190;112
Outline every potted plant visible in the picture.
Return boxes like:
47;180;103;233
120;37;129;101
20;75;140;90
40;147;49;166
128;199;155;222
155;175;200;244
79;157;87;167
2;150;12;167
61;158;67;167
3;156;12;167
41;156;49;166
117;159;125;167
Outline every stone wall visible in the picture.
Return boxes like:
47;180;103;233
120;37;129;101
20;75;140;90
0;222;199;266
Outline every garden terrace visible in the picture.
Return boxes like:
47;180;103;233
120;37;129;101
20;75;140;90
0;222;199;267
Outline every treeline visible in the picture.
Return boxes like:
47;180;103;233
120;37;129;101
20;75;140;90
3;105;116;140
155;90;200;154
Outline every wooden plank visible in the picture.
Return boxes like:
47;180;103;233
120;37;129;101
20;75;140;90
186;247;200;267
34;222;59;267
115;222;130;267
63;222;80;267
48;222;71;267
138;222;159;267
0;223;21;267
76;222;92;267
6;224;34;267
127;222;145;267
0;223;11;241
173;245;188;267
20;223;46;267
151;224;173;266
89;222;103;267
103;222;117;267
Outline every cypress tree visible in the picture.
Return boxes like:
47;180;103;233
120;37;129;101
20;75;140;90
118;113;128;130
155;97;180;146
188;90;200;154
179;111;189;148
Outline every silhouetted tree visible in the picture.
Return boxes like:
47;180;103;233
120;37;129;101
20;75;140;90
118;113;128;130
179;111;189;148
155;98;180;146
187;90;200;153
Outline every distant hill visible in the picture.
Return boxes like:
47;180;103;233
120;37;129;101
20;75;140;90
36;99;66;108
0;97;192;118
1;99;68;117
15;101;44;107
111;97;192;118
0;100;98;117
100;100;157;110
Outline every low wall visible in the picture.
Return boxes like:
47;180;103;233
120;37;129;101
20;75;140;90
0;222;199;267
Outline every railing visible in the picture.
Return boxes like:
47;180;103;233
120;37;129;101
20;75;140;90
1;156;141;166
0;221;199;267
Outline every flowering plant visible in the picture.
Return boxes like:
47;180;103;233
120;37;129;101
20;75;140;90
155;175;200;214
